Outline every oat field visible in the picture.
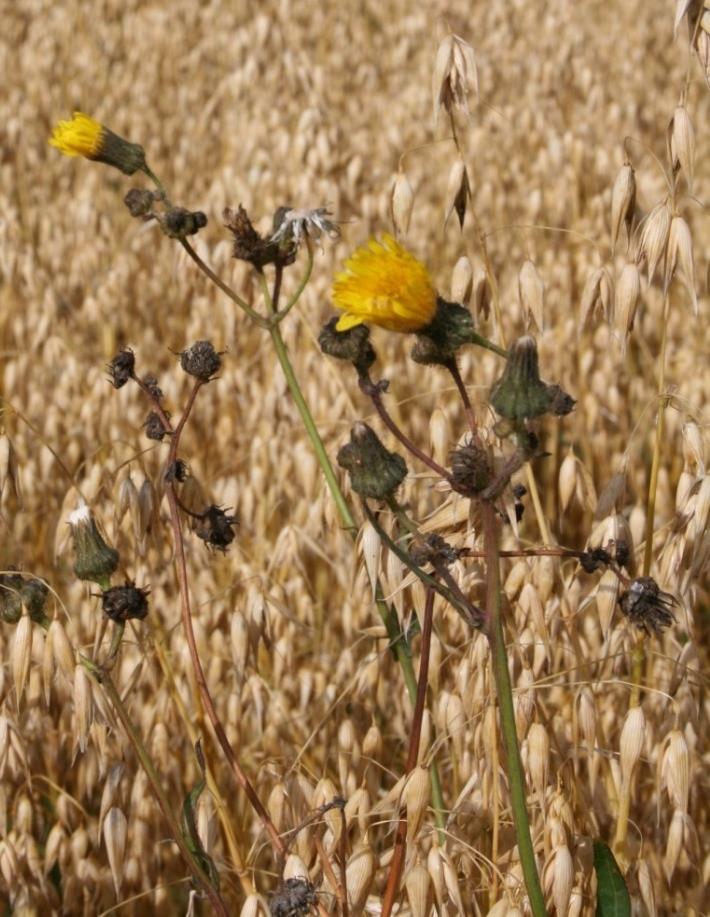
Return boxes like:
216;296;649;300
0;1;708;915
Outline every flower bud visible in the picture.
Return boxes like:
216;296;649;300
101;582;150;623
318;318;377;376
489;336;572;420
337;423;407;500
68;504;119;586
160;207;207;239
179;341;222;383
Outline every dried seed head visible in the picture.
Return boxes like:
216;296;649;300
637;858;656;917
681;421;705;473
613;261;640;354
551;844;574;916
101;582;150;622
194;505;238;552
269;876;318;917
636;199;671;284
610;162;636;253
619;577;676;635
49;618;75;681
73;663;93;754
123;187;157;219
390;169;415;237
160;206;207;239
665;215;698;315
449;438;493;495
669;104;695;192
519;260;545;332
359;521;381;602
179;340;222;383
432;34;479;125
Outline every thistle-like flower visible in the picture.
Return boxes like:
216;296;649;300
49;112;146;176
618;577;676;635
68;502;119;586
332;235;437;333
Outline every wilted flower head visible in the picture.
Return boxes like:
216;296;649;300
102;582;150;622
194;505;238;552
332;235;437;333
49;112;146;176
68;502;119;586
271;206;340;246
179;341;222;383
337;422;408;499
269;877;318;917
107;348;136;389
619;577;676;635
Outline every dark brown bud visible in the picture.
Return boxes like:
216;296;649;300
619;577;675;635
144;411;169;441
194;505;238;552
124;188;157;218
179;341;222;383
269;878;318;917
102;582;150;622
449;439;493;495
161;207;207;239
318;317;377;375
107;349;136;389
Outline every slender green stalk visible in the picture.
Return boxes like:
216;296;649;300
81;658;229;917
481;503;547;917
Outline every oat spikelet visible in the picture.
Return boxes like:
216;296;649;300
103;806;128;895
345;837;375;912
662;729;690;813
665;214;698;315
451;255;473;304
636;199;671;284
391;169;414;237
579;265;614;331
669;104;695;192
610;162;636;253
405;860;431;917
619;705;645;788
613;261;640;353
518;259;545;331
432;33;479;125
12;614;33;706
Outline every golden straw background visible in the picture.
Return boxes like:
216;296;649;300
0;0;708;914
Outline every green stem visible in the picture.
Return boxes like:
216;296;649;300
81;658;229;916
481;503;547;917
180;239;267;327
268;319;447;833
272;239;314;323
467;330;508;358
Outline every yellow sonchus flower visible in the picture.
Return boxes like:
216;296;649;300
332;235;437;333
49;111;146;175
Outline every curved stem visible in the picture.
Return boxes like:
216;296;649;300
481;503;547;917
362;379;452;481
81;659;229;916
180;239;268;327
272;239;314;323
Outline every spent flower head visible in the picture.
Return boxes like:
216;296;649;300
271;206;340;246
68;502;119;586
332;234;437;333
619;577;676;635
102;582;150;623
337;422;408;500
49;112;146;176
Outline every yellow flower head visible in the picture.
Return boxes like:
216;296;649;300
332;234;438;333
49;112;146;176
49;112;105;158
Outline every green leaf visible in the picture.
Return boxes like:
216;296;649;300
181;742;220;891
593;842;630;917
